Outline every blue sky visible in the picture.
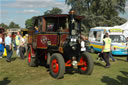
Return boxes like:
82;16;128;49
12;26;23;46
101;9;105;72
0;0;128;28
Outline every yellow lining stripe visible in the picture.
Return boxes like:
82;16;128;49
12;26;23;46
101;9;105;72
89;44;103;49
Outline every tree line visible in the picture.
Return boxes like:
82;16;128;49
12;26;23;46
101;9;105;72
65;0;127;35
25;0;127;35
2;0;126;35
0;21;20;29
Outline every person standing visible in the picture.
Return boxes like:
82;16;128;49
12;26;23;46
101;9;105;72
5;33;13;62
15;32;20;57
12;33;16;51
23;34;28;54
19;34;26;59
125;37;128;62
34;26;39;33
0;34;4;58
101;33;112;68
109;51;115;62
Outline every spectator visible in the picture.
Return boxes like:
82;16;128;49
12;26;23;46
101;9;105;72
109;51;115;62
15;32;21;57
23;34;28;54
19;34;26;59
34;26;39;33
97;35;115;62
103;35;115;62
0;34;4;58
101;33;112;68
12;33;16;51
5;32;13;62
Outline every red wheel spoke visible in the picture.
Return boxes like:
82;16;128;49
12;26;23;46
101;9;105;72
28;52;31;63
80;56;87;71
51;59;59;73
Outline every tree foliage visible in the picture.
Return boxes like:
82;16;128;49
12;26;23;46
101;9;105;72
25;16;36;28
44;7;62;15
0;22;20;29
25;18;33;28
9;21;20;28
65;0;127;35
66;0;126;16
0;23;9;29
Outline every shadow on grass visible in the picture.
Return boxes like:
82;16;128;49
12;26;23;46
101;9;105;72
65;67;78;75
65;62;105;75
101;76;119;85
94;62;105;67
120;71;128;77
116;58;126;62
0;77;11;85
2;56;17;61
101;75;128;85
11;57;17;61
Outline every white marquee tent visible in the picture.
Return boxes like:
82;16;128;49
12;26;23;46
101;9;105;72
121;21;128;37
113;21;128;37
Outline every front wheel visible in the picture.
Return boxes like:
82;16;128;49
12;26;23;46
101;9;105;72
49;53;65;79
27;48;37;67
78;52;94;75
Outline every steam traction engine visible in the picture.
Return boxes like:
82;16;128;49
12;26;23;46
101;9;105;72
27;11;94;79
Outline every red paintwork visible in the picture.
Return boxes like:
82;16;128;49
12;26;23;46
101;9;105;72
79;56;87;71
37;34;58;48
51;59;59;73
65;60;72;67
42;14;84;20
45;51;47;60
60;34;68;46
29;45;35;57
28;52;31;63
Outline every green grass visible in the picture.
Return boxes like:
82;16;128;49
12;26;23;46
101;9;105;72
0;52;128;85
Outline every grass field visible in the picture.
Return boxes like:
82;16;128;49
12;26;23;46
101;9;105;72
0;52;128;85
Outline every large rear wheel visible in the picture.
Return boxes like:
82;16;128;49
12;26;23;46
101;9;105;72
27;48;37;67
49;53;65;79
78;52;94;75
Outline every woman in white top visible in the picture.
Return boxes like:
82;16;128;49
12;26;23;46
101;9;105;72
19;35;26;59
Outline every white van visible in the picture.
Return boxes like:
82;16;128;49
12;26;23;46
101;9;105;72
89;27;127;55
